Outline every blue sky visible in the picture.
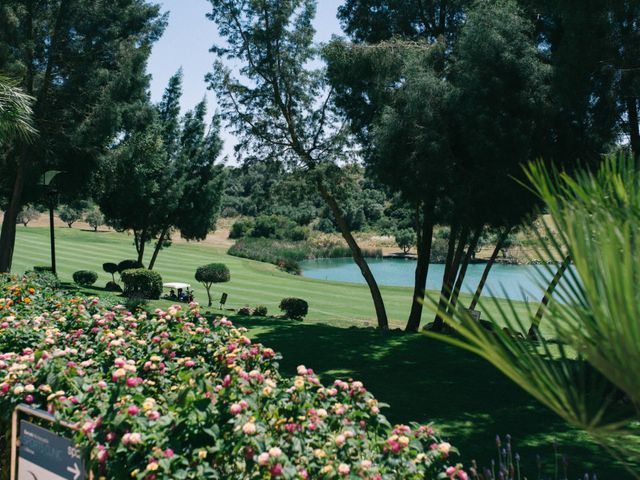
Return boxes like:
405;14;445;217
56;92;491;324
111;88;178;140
147;1;344;160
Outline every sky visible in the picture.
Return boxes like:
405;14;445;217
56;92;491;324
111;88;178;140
147;0;344;161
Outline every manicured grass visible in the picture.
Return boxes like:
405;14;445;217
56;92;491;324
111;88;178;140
9;226;631;477
11;226;538;330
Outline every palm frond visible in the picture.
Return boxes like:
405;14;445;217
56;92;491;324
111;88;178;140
0;75;37;143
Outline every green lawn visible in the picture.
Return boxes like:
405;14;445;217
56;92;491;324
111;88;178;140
8;226;632;477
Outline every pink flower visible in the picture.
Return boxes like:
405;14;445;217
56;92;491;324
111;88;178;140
242;422;257;435
125;377;138;388
163;448;174;458
338;464;350;476
230;403;242;415
25;394;34;404
127;405;139;416
258;452;270;466
270;464;283;477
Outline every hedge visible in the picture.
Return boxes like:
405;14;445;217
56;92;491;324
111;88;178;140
121;268;163;299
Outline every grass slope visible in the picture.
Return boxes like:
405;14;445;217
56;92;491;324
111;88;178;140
11;226;537;329
9;226;631;477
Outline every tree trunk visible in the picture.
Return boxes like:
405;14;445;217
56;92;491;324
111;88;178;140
431;223;468;331
448;225;483;313
148;227;169;270
0;161;26;272
316;179;389;330
628;97;640;160
406;201;435;332
134;230;146;266
528;255;571;338
469;227;512;311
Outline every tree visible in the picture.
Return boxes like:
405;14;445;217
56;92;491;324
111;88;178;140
99;73;225;269
327;0;547;331
206;0;390;329
0;0;166;272
16;205;39;227
58;204;83;228
438;155;640;477
85;207;104;232
395;229;416;254
195;263;230;307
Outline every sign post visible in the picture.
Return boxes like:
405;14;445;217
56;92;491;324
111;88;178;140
11;404;87;480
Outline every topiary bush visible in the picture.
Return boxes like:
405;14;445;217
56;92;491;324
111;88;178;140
121;268;163;300
102;262;119;283
279;297;308;320
195;263;230;306
105;281;123;292
117;259;144;273
33;265;53;273
72;270;98;286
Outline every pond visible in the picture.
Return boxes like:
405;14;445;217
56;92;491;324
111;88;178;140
300;257;564;302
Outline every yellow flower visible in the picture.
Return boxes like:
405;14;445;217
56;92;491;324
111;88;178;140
130;469;139;477
198;449;208;460
146;462;158;471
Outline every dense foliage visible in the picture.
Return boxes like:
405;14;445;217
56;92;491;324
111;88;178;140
72;270;98;287
121;268;163;300
279;298;309;321
0;274;461;479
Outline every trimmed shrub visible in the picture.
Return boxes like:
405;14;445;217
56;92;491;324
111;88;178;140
117;259;143;273
254;305;268;317
229;218;255;239
72;270;98;286
103;262;119;282
195;263;230;306
121;268;163;300
279;297;308;320
33;265;53;273
105;281;123;292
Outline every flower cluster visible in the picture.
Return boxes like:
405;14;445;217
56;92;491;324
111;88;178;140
0;274;462;479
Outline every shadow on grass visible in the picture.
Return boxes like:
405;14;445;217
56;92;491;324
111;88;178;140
231;315;631;479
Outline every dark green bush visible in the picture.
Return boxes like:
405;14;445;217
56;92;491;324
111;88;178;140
72;270;98;286
121;268;163;300
117;259;144;273
250;215;298;240
125;295;148;311
279;297;308;320
33;265;53;273
105;281;123;292
254;305;268;317
229;219;255;239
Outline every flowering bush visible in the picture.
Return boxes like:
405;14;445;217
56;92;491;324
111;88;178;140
0;274;463;479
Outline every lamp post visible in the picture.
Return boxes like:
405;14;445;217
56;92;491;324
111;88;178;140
40;171;63;275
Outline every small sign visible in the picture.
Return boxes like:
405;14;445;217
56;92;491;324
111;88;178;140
220;292;228;308
17;420;85;480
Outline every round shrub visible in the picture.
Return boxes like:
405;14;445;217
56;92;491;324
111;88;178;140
238;306;255;316
117;259;144;273
72;270;98;286
121;268;163;300
254;305;268;317
195;263;231;306
279;297;309;320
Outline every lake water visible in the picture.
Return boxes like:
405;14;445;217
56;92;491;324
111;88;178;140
300;257;558;302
